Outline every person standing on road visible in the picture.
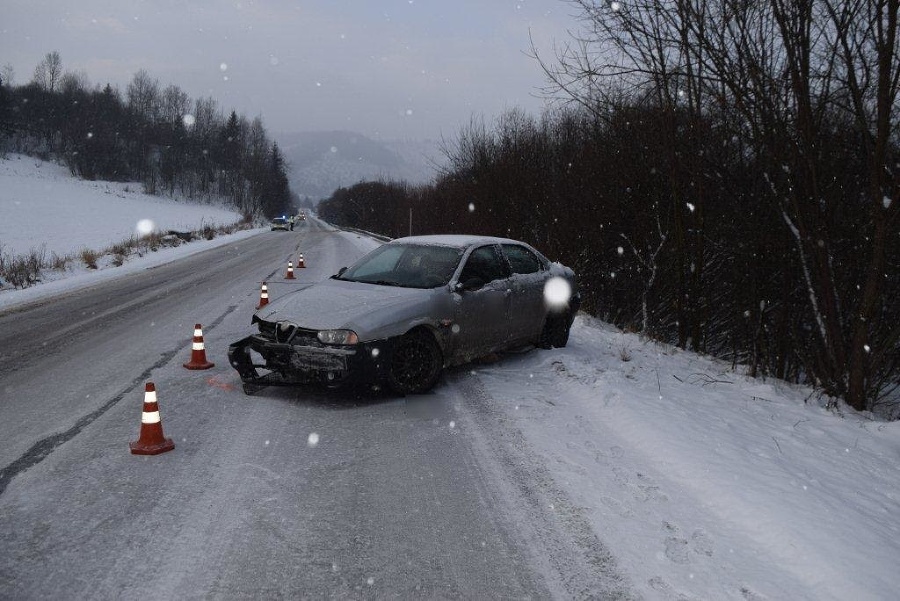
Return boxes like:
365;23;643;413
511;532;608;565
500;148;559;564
288;215;295;231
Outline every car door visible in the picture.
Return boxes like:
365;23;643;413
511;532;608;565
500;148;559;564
451;244;513;357
501;243;549;344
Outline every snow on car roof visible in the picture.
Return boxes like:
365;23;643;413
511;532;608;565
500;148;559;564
392;234;524;248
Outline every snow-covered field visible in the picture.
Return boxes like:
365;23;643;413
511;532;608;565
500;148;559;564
0;153;245;258
1;154;898;599
0;153;254;305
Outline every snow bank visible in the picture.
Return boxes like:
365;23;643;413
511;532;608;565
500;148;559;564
0;154;244;258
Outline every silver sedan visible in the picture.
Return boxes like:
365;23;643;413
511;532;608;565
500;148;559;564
228;235;580;395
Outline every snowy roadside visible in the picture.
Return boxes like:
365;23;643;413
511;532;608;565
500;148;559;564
0;217;384;314
0;154;244;259
0;227;265;313
463;315;900;600
0;153;253;308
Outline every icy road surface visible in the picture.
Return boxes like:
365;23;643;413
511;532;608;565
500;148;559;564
0;218;629;599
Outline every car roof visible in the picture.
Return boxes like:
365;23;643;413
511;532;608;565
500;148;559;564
391;234;527;249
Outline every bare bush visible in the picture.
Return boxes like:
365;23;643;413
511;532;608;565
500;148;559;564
49;252;69;271
0;245;46;289
80;248;99;269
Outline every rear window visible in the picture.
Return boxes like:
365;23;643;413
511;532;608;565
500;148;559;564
502;244;543;274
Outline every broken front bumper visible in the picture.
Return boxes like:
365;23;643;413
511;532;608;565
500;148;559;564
227;335;386;392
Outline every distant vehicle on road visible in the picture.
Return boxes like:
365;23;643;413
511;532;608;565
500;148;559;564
228;235;580;395
270;217;289;231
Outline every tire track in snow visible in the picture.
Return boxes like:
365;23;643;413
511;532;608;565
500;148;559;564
448;370;637;600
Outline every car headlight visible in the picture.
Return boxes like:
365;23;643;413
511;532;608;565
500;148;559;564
317;329;359;345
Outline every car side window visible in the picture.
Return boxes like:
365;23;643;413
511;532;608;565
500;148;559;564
501;244;543;274
459;245;509;284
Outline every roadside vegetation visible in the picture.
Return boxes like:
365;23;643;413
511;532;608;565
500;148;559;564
318;1;899;417
0;216;253;289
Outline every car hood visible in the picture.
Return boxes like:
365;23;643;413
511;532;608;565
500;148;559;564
255;278;440;340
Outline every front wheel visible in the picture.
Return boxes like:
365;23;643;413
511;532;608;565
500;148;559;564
538;312;572;349
387;330;443;395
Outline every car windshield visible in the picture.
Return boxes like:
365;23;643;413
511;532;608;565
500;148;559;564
337;243;464;289
273;218;286;224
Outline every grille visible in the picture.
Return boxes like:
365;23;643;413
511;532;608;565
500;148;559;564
258;320;325;347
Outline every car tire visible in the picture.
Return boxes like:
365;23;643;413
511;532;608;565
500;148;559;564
539;312;571;349
387;330;443;394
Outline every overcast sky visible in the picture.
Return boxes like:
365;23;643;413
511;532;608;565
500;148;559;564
1;1;580;141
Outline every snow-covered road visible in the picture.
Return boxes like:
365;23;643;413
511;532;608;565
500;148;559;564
1;215;898;600
0;219;623;598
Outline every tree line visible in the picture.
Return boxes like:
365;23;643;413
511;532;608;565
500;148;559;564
320;0;899;417
0;51;293;218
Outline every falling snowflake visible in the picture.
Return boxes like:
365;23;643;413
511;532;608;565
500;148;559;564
219;62;228;71
136;219;155;235
307;432;319;447
544;277;572;309
686;202;696;212
617;246;624;255
611;1;622;11
468;202;475;212
182;114;196;127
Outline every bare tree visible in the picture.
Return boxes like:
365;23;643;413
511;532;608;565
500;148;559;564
1;64;14;87
822;0;900;410
59;70;90;96
32;51;62;92
160;84;190;125
532;0;899;411
126;69;160;122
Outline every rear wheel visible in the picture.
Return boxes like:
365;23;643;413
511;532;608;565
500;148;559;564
387;330;443;394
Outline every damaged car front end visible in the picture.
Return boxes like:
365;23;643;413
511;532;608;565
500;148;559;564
228;317;389;394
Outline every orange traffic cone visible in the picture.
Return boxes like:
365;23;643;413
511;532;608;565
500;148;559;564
297;254;306;268
183;323;214;370
285;261;296;279
257;281;269;309
130;382;175;455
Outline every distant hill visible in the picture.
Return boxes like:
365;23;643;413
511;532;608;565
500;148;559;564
275;131;447;201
